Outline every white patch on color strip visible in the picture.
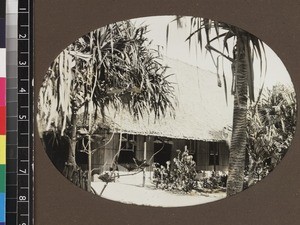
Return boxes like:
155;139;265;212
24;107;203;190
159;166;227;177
0;49;6;77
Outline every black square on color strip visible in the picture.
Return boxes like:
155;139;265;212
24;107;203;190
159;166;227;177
7;159;17;173
0;0;5;18
7;185;17;198
7;173;17;185
6;213;17;225
6;199;17;212
0;18;5;48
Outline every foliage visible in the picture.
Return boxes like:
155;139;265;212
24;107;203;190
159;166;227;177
153;149;199;193
201;171;227;190
168;16;267;196
37;20;176;191
245;84;297;187
167;17;266;103
38;21;176;136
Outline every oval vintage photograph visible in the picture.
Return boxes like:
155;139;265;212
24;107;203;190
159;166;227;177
37;16;297;207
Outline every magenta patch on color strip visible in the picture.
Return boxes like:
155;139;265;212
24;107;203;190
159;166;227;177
0;78;5;106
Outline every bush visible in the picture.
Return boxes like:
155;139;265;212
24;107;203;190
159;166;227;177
245;85;297;187
153;149;199;192
200;171;227;190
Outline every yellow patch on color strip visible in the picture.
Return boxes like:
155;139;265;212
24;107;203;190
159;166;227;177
0;135;5;164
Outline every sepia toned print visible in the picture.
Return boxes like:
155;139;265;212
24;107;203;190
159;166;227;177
37;16;297;207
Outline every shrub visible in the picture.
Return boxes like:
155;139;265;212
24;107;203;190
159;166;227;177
153;149;199;192
200;171;227;190
245;85;297;187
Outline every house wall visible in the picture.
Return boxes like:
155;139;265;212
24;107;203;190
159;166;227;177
91;134;230;173
194;141;229;171
91;133;120;173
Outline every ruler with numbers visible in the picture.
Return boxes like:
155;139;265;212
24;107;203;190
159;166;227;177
6;0;33;224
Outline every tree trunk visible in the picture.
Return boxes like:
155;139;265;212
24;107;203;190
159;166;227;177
247;161;257;187
226;35;250;196
63;110;82;185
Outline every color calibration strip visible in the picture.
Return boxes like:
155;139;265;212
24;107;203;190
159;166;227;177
6;0;18;224
6;0;33;224
0;0;6;224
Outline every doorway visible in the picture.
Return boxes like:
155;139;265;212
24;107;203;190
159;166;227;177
154;143;172;166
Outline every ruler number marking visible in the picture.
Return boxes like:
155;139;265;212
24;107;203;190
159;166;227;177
19;87;27;93
19;196;27;201
19;115;27;120
19;169;27;174
19;61;27;66
19;34;27;39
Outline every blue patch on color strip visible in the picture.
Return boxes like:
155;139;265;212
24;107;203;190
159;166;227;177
0;19;5;48
0;193;5;222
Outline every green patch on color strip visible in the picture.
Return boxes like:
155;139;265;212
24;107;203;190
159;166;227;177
0;164;5;193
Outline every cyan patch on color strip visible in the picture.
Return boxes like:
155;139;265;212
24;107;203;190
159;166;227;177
0;136;5;164
0;193;5;222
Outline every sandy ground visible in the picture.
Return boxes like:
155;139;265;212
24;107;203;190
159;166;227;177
91;171;226;207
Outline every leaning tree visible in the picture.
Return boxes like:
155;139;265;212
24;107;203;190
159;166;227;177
168;17;266;196
38;21;175;190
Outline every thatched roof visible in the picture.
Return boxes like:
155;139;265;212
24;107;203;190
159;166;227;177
105;57;234;141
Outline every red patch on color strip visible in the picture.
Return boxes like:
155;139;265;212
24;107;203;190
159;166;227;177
0;107;5;135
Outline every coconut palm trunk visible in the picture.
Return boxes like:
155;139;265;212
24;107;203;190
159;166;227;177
168;16;266;196
226;35;251;196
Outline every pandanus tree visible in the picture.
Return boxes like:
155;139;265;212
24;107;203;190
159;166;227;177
246;85;297;186
38;21;175;189
168;17;266;196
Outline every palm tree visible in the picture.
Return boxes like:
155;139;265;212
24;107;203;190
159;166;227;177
38;21;175;190
168;17;266;196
